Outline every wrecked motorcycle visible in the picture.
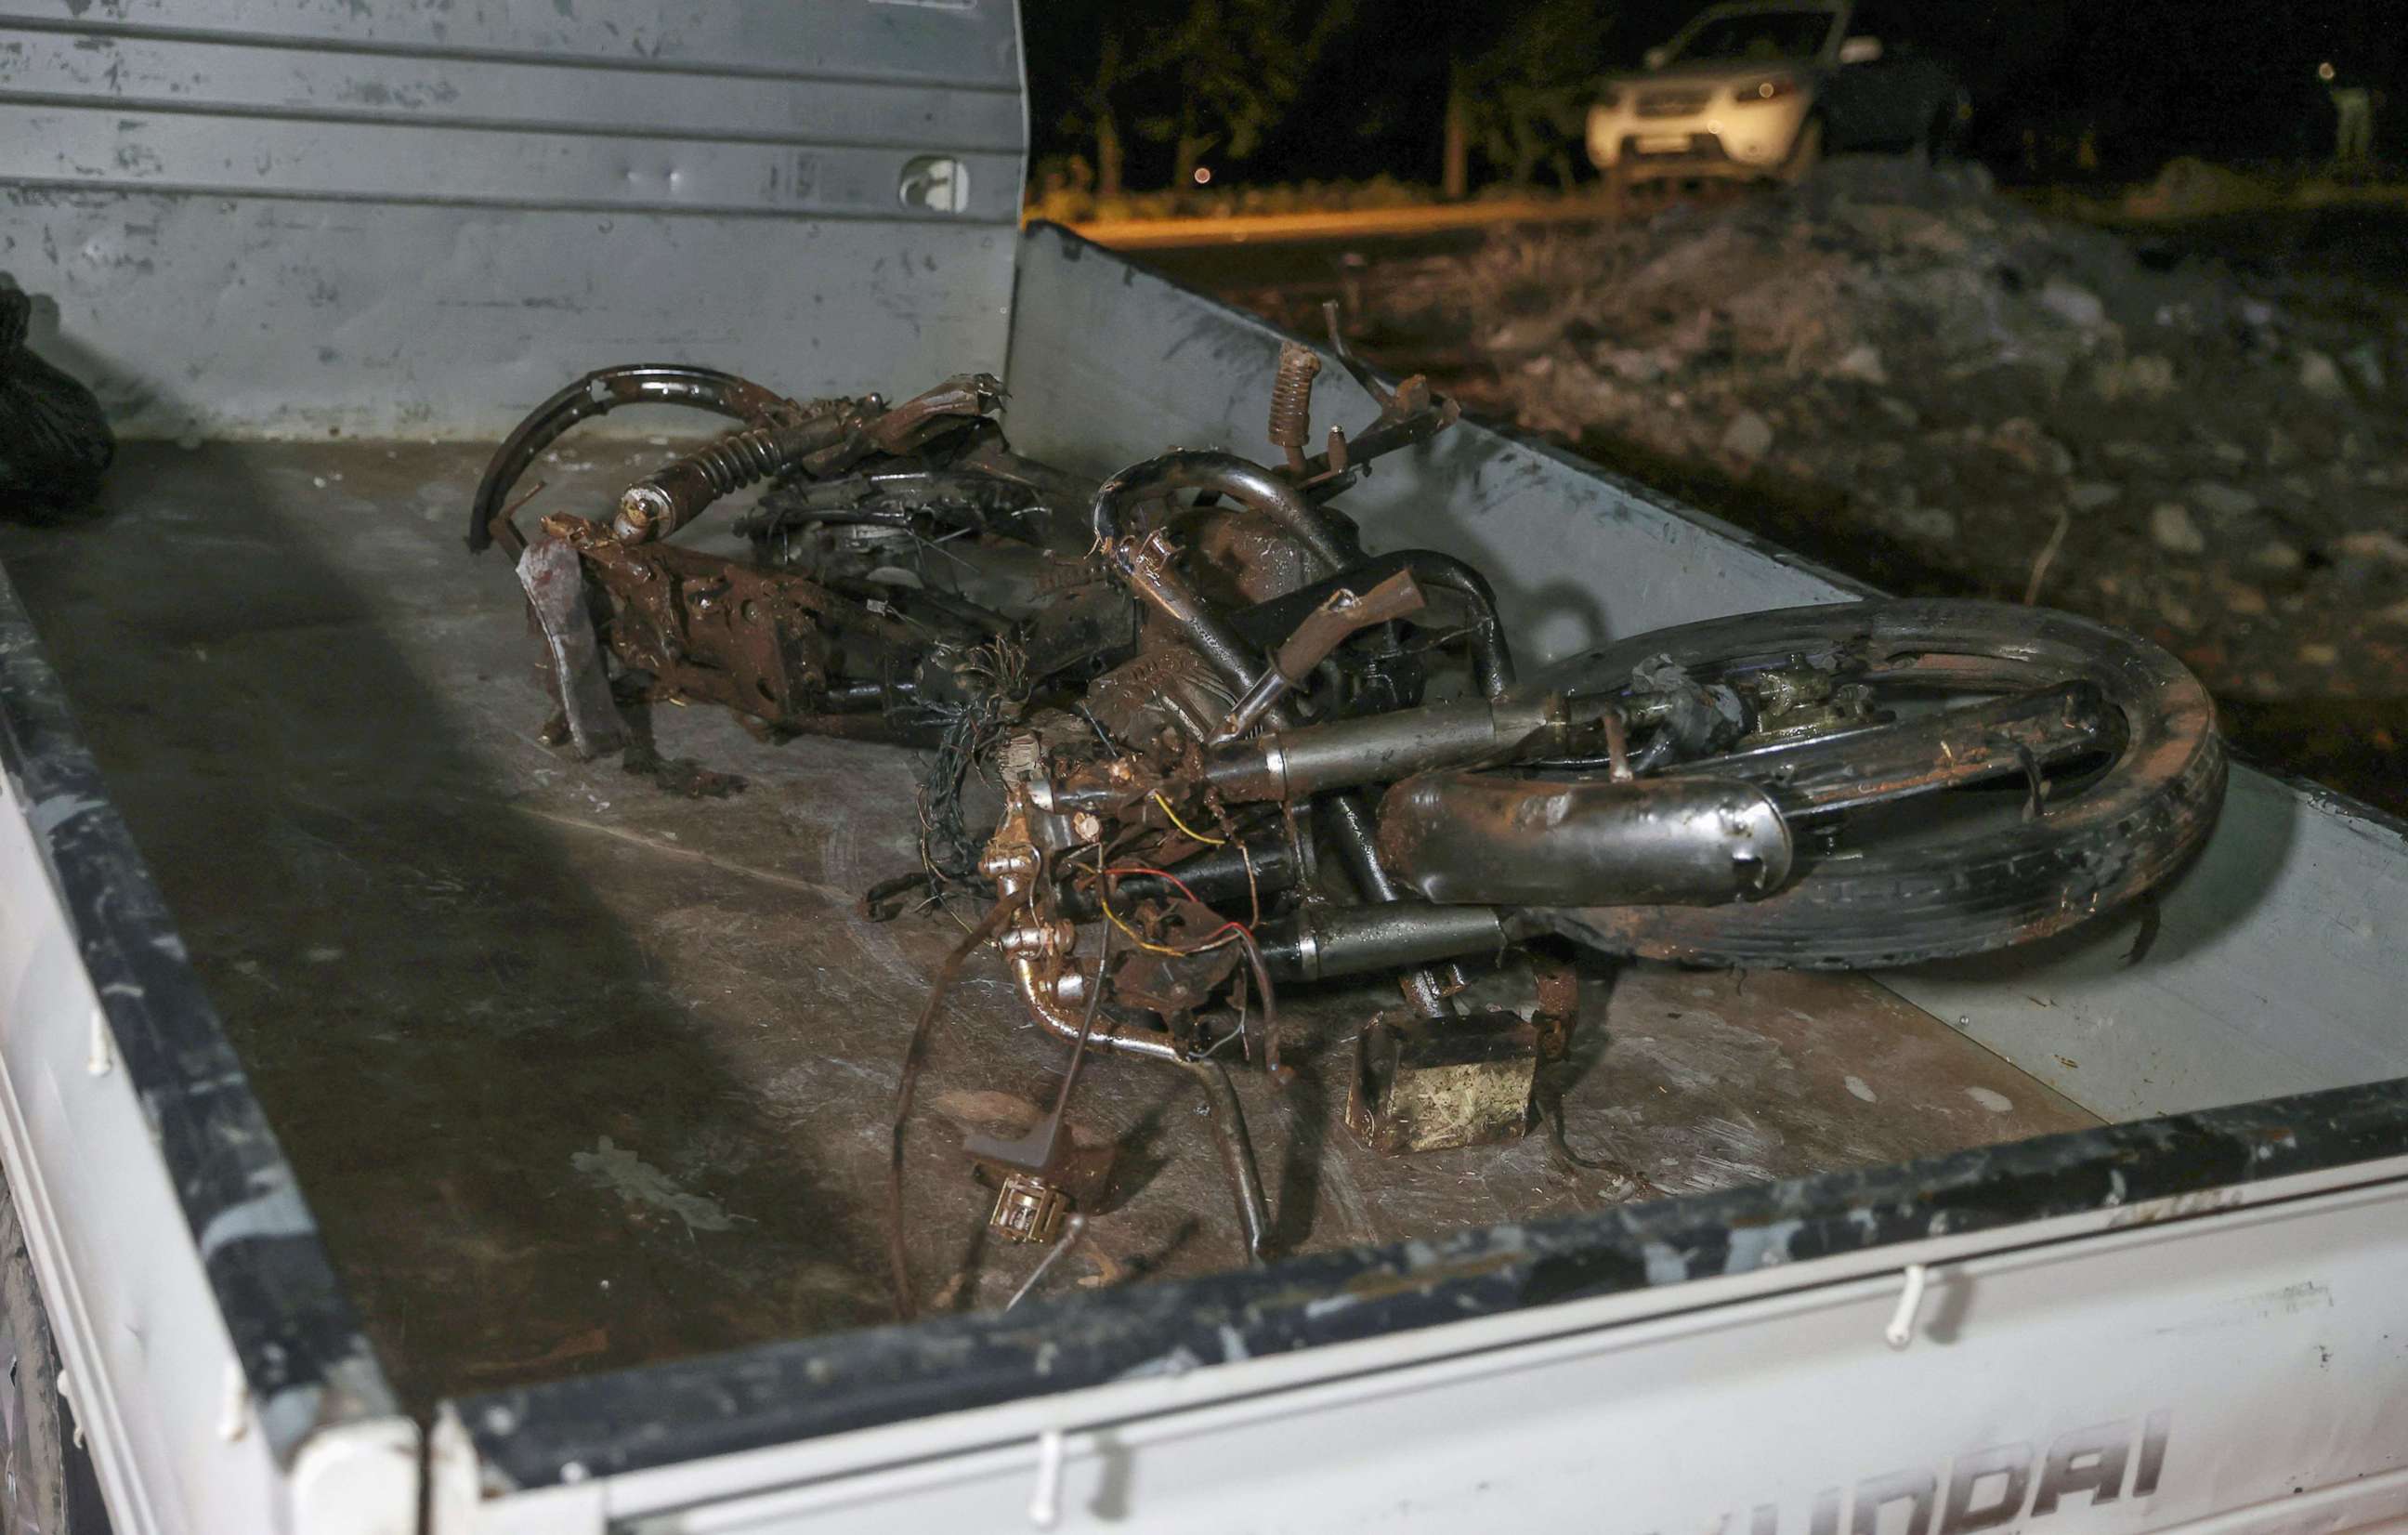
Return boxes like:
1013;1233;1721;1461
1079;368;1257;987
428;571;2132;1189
470;317;2224;1306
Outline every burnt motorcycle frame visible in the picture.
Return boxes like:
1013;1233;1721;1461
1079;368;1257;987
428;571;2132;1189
472;327;2226;1310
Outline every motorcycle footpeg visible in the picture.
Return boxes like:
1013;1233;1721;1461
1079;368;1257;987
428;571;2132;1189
1346;1009;1539;1156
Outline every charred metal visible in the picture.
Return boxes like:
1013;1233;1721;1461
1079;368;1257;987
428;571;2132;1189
470;314;2225;1305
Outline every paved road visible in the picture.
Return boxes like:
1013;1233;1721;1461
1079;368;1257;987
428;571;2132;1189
1065;195;1616;251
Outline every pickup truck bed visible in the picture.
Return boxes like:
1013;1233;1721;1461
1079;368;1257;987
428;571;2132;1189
0;439;2092;1413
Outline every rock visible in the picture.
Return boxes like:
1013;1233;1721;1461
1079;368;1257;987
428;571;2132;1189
2298;642;2339;666
2156;593;2199;631
2102;440;2169;472
2213;576;2269;616
1721;410;1774;463
2067;480;2121;511
1482;311;1573;355
2336;530;2408;567
2298;349;2347;400
2377;597;2408;627
1828;344;1888;385
2205;438;2249;467
2150;502;2205;556
1874;395;1921;429
1662;308;1715;361
2188;480;2258;520
1992;417;2074;477
2251;541;2305;572
2265;425;2298;467
2342;342;2386;393
1597;346;1667;383
2124;354;2177;400
1896;505;1958;541
2036;279;2108;331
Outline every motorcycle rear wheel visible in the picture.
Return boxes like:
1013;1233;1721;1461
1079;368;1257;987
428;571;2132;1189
1519;599;2224;969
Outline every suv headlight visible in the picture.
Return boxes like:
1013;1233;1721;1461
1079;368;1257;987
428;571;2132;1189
1732;75;1799;103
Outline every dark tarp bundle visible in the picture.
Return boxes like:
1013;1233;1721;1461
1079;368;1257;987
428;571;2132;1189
1;277;114;513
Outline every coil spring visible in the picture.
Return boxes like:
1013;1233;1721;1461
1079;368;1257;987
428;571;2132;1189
683;422;813;496
1266;342;1320;452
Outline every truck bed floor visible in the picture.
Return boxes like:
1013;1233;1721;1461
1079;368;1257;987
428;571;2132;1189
0;441;2095;1411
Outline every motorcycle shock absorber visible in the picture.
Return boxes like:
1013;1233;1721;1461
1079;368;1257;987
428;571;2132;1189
612;402;863;543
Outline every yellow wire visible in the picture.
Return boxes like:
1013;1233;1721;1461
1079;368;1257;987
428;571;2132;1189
1098;877;1239;957
1150;792;1226;846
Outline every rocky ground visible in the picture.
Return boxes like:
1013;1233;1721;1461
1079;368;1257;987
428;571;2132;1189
1210;162;2408;814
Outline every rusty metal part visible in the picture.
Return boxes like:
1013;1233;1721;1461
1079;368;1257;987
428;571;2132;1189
1089;492;1470;1025
1346;1010;1539;1156
613;373;1006;544
467;362;805;552
1196;511;1320;605
1376;773;1794;907
1520;599;2224;969
516;535;625;759
1258;901;1508;982
1188;1059;1273;1260
1194;692;1575;806
888;887;1029;1322
484;477;549;561
1106;531;1269;701
851;372;1008;463
1227;549;1515;702
1004;1213;1089;1309
987;1171;1071;1244
981;796;1181;1064
548;515;934;737
1266;341;1321;474
1214;568;1426;741
1600;709;1633;781
1315;793;1454;1019
1055;826;1307;922
613;405;855;543
1112;937;1242;1017
1530;954;1583;1064
1093;449;1354;579
1285;300;1463;498
1082;639;1236;749
1678;680;2118;820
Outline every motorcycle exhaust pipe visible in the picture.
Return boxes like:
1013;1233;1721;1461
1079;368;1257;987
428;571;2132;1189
1257;902;1512;982
1376;772;1792;907
1197;694;1572;805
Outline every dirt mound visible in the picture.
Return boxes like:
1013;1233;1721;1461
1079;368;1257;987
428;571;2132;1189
1362;161;2408;732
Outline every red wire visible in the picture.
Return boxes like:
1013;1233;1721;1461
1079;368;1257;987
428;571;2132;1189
1098;864;1252;943
1101;863;1211;910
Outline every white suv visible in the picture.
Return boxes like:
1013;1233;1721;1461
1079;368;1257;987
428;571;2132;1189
1588;0;1968;189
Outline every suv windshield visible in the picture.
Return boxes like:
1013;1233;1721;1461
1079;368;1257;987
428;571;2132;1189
1667;10;1837;64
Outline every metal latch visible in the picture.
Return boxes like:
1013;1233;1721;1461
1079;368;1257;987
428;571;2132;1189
1885;1262;1932;1349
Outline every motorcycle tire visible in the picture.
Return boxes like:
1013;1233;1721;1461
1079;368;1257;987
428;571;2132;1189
1519;599;2224;969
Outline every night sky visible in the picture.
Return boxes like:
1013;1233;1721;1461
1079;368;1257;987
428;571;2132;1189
1024;0;2405;189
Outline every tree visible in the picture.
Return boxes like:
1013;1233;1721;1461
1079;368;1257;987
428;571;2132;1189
1457;0;1616;189
1129;0;1359;186
1056;28;1133;198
